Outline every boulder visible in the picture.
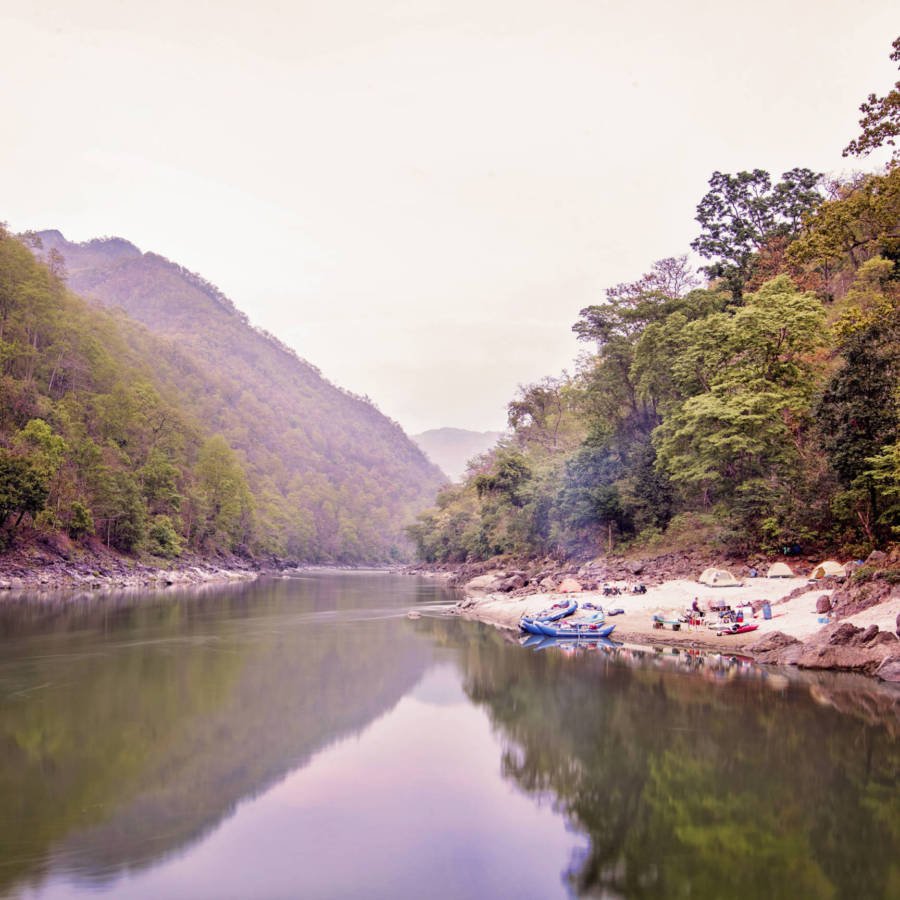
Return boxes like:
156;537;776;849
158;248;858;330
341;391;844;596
865;549;887;565
749;631;802;665
497;574;525;592
557;577;582;593
870;631;899;648
815;595;832;614
859;624;879;644
751;631;802;654
539;576;557;591
464;573;505;595
628;560;645;575
875;656;900;683
796;622;897;673
828;623;863;646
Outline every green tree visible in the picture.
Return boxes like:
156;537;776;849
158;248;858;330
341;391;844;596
146;515;184;558
67;500;94;539
0;450;49;530
654;277;826;521
843;36;900;161
816;267;899;545
691;168;822;301
196;435;253;549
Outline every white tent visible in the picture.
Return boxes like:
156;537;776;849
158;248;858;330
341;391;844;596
812;560;846;579
767;562;794;578
698;567;741;587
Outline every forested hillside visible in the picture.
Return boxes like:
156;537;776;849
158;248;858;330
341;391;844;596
0;228;444;562
408;38;900;564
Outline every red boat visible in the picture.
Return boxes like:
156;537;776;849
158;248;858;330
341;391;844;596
713;622;758;636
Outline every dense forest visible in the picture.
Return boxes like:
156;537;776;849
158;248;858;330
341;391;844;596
0;228;443;563
408;37;900;564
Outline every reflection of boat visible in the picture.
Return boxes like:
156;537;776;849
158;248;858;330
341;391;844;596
536;621;616;639
537;635;621;651
519;634;549;648
520;598;578;632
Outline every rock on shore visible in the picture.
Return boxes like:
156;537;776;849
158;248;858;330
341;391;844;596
0;532;303;593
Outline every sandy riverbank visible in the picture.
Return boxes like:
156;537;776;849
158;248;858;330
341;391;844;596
454;572;900;678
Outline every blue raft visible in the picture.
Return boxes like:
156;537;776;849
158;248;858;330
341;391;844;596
536;621;616;639
519;597;578;633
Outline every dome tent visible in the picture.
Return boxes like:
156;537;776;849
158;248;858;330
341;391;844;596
698;567;741;587
767;562;794;578
812;560;846;579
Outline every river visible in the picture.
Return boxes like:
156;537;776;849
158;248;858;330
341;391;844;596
0;573;897;898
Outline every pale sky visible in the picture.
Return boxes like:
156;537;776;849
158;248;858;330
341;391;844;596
1;1;895;432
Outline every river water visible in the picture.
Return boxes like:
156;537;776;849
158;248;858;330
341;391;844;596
0;573;897;898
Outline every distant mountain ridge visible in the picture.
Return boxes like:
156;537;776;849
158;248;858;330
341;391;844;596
412;428;504;481
34;230;444;562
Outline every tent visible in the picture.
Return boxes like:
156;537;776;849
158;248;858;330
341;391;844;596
812;560;846;579
698;567;741;587
767;562;794;578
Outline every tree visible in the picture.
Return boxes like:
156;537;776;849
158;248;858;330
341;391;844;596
843;36;900;161
691;168;822;300
473;449;532;508
67;500;94;539
786;167;900;285
654;277;826;514
196;435;253;549
816;269;899;544
0;450;49;530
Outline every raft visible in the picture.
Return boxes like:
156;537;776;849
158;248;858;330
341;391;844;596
713;622;759;636
536;621;616;639
519;597;578;632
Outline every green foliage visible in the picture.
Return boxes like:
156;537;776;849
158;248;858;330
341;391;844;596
195;435;253;549
146;515;183;558
67;500;94;538
410;160;899;562
0;225;442;563
34;230;444;563
787;167;900;290
843;36;900;161
691;168;822;300
0;449;48;530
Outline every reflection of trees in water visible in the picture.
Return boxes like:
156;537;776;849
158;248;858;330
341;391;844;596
440;622;900;899
0;577;435;895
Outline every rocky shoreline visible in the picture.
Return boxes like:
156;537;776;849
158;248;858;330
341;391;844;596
0;531;315;593
431;549;900;683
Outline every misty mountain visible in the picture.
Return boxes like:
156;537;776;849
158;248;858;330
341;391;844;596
412;427;504;481
34;230;444;561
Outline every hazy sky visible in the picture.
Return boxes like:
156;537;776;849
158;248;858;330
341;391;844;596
1;2;895;433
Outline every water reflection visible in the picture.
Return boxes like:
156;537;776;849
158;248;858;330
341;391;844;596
430;620;900;898
0;576;441;896
1;576;898;899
